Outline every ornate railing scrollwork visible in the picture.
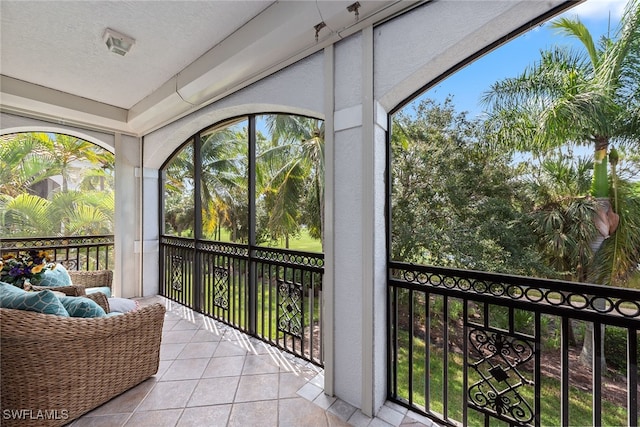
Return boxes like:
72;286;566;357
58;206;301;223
468;326;535;426
277;279;303;338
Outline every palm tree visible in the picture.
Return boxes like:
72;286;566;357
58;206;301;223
483;0;639;274
527;152;596;282
258;115;324;249
482;0;640;365
0;134;57;197
0;133;115;237
199;125;247;241
33;133;107;192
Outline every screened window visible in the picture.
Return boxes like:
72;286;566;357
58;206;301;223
161;114;324;253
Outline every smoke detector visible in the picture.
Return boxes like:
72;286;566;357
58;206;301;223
103;28;135;56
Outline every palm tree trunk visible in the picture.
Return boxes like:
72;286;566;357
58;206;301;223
581;138;613;369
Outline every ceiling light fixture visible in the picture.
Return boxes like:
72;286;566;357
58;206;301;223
103;28;135;56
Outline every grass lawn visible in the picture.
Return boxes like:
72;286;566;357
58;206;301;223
261;228;323;252
210;227;323;253
394;332;629;427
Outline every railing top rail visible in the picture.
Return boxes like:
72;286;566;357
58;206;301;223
1;235;113;242
161;235;324;271
389;260;640;300
1;235;114;252
161;235;324;260
389;261;640;326
252;245;324;260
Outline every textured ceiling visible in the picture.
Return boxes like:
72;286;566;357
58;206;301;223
0;1;275;109
0;0;425;134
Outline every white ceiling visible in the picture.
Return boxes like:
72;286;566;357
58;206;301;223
1;1;275;110
0;0;421;135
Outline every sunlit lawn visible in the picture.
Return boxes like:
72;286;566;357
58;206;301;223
263;228;323;253
212;227;323;253
395;332;629;427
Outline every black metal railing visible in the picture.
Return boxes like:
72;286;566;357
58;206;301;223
160;236;324;366
0;235;114;271
388;261;639;427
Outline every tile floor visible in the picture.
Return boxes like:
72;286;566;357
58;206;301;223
70;295;440;427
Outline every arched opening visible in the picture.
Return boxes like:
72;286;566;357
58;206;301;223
159;113;325;365
0;132;115;270
385;2;640;426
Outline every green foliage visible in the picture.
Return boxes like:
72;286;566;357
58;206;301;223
0;133;114;237
163;114;324;251
391;97;545;275
604;327;640;370
590;180;640;286
480;0;640;286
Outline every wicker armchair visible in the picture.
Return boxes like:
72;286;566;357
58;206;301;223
68;269;113;291
0;303;165;427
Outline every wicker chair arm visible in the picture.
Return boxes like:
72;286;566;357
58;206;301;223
25;283;87;297
83;291;111;313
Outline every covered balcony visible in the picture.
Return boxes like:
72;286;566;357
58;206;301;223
1;1;638;426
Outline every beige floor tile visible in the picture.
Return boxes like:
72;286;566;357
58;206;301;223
85;377;156;416
70;413;130;427
327;398;357;422
162;329;198;344
202;355;246;378
234;373;280;402
297;381;324;402
241;354;281;375
190;328;223;342
279;371;310;399
171;319;201;331
136;380;198;411
279;397;331;427
327;411;354;427
156;360;172;378
124;409;183;426
160;343;187;360
186;376;240;406
177;405;232;427
227;400;278;427
177;341;219;359
161;358;210;381
73;296;438;427
213;340;247;357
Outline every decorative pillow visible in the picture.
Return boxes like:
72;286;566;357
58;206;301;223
86;286;112;298
107;297;139;313
0;281;69;317
36;264;72;287
58;296;106;318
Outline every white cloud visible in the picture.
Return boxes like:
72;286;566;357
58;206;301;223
564;0;627;21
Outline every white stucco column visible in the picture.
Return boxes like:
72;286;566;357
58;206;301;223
140;167;160;297
114;134;141;297
331;26;388;416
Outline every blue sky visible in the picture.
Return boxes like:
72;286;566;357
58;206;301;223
424;0;628;118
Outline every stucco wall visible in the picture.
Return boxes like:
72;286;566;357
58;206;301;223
134;0;570;417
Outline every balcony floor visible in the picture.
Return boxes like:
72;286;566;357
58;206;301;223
69;295;437;427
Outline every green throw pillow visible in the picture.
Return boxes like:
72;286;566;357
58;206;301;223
37;264;72;287
0;281;70;316
59;296;106;318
